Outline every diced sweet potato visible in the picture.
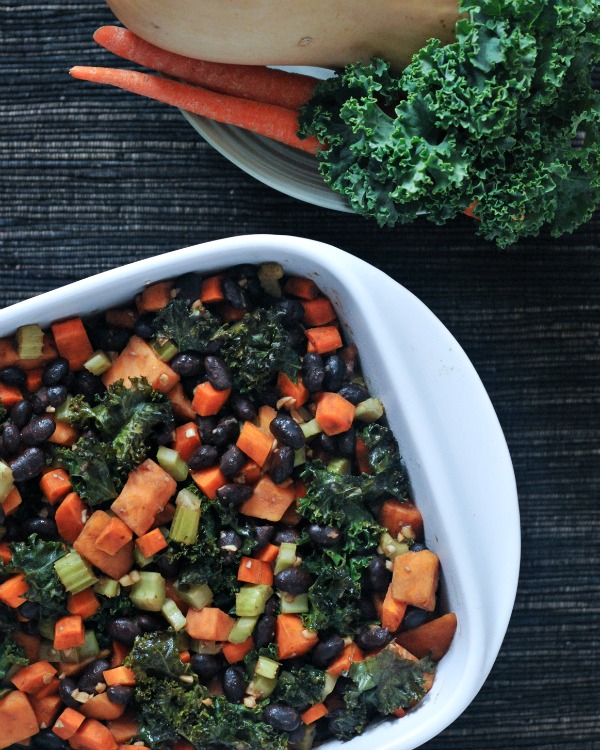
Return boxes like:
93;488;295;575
379;500;424;541
110;459;177;536
396;612;457;661
391;550;440;611
0;691;39;749
101;335;179;393
74;510;134;580
239;475;295;522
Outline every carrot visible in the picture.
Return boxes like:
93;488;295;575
0;382;22;407
93;26;317;110
257;404;278;433
236;421;273;467
34;676;60;699
55;492;88;544
74;510;134;580
379;500;424;541
39;468;72;505
80;693;126;721
315;392;355;436
222;636;254;664
54;614;85;651
283;276;320;300
237;556;274;586
48;419;79;447
11;661;57;694
381;584;407;633
391;550;440;612
395;612;458;661
464;199;480;219
276;372;309;408
326;643;364;676
275;614;318;660
135;528;168;559
111;458;177;536
186;607;235;641
302;297;337;327
167;382;197;421
67;588;101;620
50;318;94;371
192;382;231;416
52;707;86;740
355;435;371;474
25;368;44;393
254;542;279;564
236;460;262;484
0;573;29;608
190;465;227;501
2;486;22;516
136;280;174;313
305;325;343;354
30;692;63;729
172;421;201;461
104;308;137;330
106;713;139;744
69;718;118;750
199;274;225;304
96;516;134;556
0;542;12;564
69;67;321;155
301;702;329;725
110;641;130;669
239;475;296;522
102;334;180;393
0;690;39;749
179;650;191;664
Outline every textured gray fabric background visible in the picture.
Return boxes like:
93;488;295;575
1;2;599;748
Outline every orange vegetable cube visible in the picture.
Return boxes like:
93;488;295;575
236;421;273;467
74;510;134;580
52;707;86;740
237;556;274;586
96;516;133;555
11;661;57;694
102;335;179;393
239;475;295;522
0;690;39;749
395;612;458;661
135;528;168;559
391;550;440;611
315;392;356;436
186;607;235;641
276;614;318;660
190;465;227;501
54;615;85;651
192;382;231;416
39;469;72;505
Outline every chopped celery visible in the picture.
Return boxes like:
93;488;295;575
255;656;280;680
274;542;297;575
135;546;155;569
294;446;306;467
157;446;189;483
380;532;410;561
228;616;258;645
152;337;179;362
322;672;338;700
257;262;284;298
54;395;73;423
169;500;201;545
247;674;277;700
175;582;213;610
16;324;43;360
0;461;14;503
161;598;187;631
289;724;317;750
300;418;323;439
129;571;166;612
327;457;351;475
94;577;120;598
37;640;61;663
235;584;274;617
38;619;57;641
279;592;309;614
84;350;112;376
54;552;98;595
354;397;384;423
77;630;100;660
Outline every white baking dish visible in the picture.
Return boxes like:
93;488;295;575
0;234;519;750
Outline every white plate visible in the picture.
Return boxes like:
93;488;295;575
180;67;353;212
0;235;520;750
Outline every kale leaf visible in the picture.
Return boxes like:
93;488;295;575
299;0;599;247
271;664;326;711
154;298;220;352
50;437;118;506
0;639;28;682
358;424;411;503
125;631;193;681
0;603;18;636
7;535;68;619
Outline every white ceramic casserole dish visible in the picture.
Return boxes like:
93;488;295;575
0;234;520;750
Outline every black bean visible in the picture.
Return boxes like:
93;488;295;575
256;387;279;408
253;614;276;649
219;447;247;478
30;387;49;415
18;600;41;620
228;393;257;422
411;543;427;553
20;416;55;446
59;677;80;708
323;355;347;391
275;298;304;327
31;729;68;750
307;524;341;547
204;355;233;391
134;312;156;340
287;324;306;351
337;383;370;405
254;525;275;550
270;413;304;450
188;444;219;471
196;416;217;444
359;595;378;620
90;326;130;353
315;432;337;454
218;529;243;551
155;421;176;446
107;685;135;705
170;351;203;378
269;445;295;485
106;618;142;647
272;527;297;545
47;385;68;407
223;665;247;703
2;423;21;455
155;554;181;579
136;613;166;632
402;606;430;630
22;517;58;541
190;653;222;683
274;567;313;595
263;704;301;733
302;353;325;393
311;634;345;668
287;723;309;744
364;556;392;593
72;370;103;402
222;277;250;310
336;426;356;458
9;447;45;482
354;625;392;651
78;659;111;694
10;400;32;429
212;416;239;448
0;366;26;387
42;358;70;386
173;272;202;303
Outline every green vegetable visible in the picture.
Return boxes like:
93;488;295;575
16;324;43;360
54;551;98;595
87;590;138;648
299;0;599;247
50;436;119;506
153;297;219;352
0;603;18;636
130;571;167;612
271;665;326;712
126;631;193;681
0;640;28;682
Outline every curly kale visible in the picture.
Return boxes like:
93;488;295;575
6;535;68;619
358;424;411;503
50;437;118;506
125;631;193;681
271;665;326;712
154;298;220;352
0;640;28;682
0;603;18;636
299;0;599;247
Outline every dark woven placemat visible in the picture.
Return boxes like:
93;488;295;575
1;3;599;748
